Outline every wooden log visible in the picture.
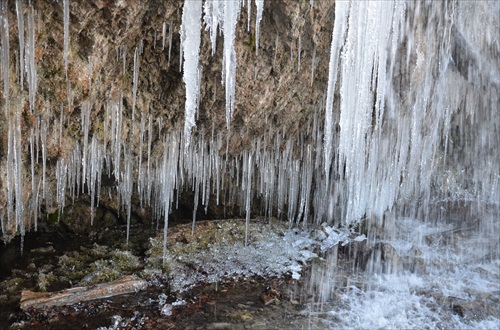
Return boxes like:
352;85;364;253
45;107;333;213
20;275;148;310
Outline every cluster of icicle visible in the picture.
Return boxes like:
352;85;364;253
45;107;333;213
1;0;498;266
181;0;264;149
1;0;38;242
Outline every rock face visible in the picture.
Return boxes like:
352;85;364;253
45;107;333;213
0;0;337;239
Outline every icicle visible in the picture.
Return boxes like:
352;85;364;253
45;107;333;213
162;134;179;266
63;0;70;79
41;117;47;201
132;46;140;124
310;44;316;87
103;103;109;147
89;136;100;225
215;132;221;205
203;0;222;55
6;124;14;229
123;149;133;244
16;0;25;88
254;0;264;56
157;116;162;138
297;33;302;72
113;97;123;180
122;45;127;76
168;21;173;66
161;21;166;50
36;9;41;34
56;158;67;217
246;0;251;31
14;106;25;237
244;152;253;246
180;0;203;150
81;103;91;192
1;0;9;112
138;110;145;205
26;3;37;112
204;130;212;214
72;144;81;203
30;129;36;209
88;56;93;91
1;211;5;243
204;0;244;129
324;0;348;181
222;0;241;130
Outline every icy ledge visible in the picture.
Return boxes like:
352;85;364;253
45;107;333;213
143;219;366;292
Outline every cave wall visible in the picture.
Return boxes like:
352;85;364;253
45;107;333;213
0;0;336;238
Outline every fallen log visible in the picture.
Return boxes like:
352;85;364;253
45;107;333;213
20;275;148;310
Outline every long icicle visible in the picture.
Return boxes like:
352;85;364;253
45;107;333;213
180;0;203;150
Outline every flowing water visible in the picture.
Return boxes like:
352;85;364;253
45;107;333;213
302;1;499;328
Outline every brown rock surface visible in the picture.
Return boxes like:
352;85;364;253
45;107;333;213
0;0;336;238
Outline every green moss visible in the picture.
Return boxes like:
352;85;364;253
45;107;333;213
48;210;59;224
37;272;57;292
80;264;121;285
94;119;105;140
56;245;142;286
0;277;25;294
247;34;256;51
110;250;141;271
68;122;81;138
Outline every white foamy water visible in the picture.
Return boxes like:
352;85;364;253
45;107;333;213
302;208;500;329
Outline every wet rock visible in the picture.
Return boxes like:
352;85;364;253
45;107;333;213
261;280;282;306
449;297;489;321
61;203;120;234
30;245;56;254
207;322;234;330
364;242;403;274
406;245;426;274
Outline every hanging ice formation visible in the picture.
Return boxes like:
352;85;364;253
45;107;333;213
180;0;203;150
254;0;264;56
198;0;264;133
0;0;498;267
63;0;69;79
1;0;9;111
323;1;410;224
323;0;348;183
15;0;24;89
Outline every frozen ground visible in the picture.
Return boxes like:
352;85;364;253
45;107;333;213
143;218;364;292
